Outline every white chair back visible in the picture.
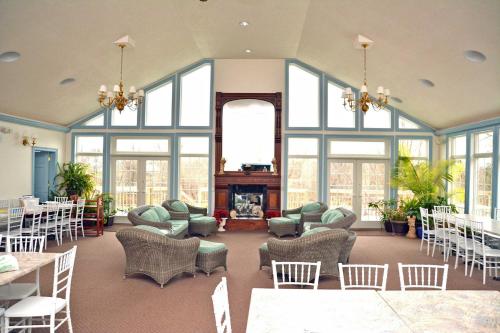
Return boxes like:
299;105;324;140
6;236;45;253
271;260;321;289
469;219;486;256
211;277;232;333
21;198;40;209
59;203;73;223
398;263;448;290
52;246;77;302
28;205;43;236
0;199;10;209
76;199;85;219
54;197;68;203
338;263;389;291
434;206;451;214
7;207;24;233
420;207;431;232
432;209;449;233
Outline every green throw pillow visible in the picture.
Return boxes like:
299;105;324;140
321;209;344;224
135;225;167;236
140;208;161;222
153;206;171;222
0;254;19;273
301;226;330;237
301;202;321;213
171;200;189;213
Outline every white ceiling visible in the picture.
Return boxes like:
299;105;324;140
0;0;499;129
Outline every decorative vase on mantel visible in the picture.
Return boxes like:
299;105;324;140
219;157;226;175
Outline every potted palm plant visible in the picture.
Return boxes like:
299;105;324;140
55;162;95;199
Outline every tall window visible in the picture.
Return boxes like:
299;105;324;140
179;63;212;127
397;138;430;200
145;81;173;127
448;135;466;212
179;136;210;208
287;64;320;128
327;81;355;128
74;136;104;194
286;137;319;208
471;131;493;217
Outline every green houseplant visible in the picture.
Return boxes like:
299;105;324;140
55;162;95;199
368;199;397;232
101;193;116;226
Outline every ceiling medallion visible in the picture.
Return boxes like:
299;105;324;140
342;35;390;113
97;35;144;113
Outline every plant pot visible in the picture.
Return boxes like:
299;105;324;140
106;216;115;227
390;220;408;236
416;226;423;239
383;220;392;233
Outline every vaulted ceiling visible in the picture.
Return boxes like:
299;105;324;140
1;0;499;129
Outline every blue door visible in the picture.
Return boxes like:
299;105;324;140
34;150;56;202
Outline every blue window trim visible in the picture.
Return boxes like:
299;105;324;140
176;133;214;213
285;59;323;131
436;116;500;136
0;113;69;133
176;59;214;130
31;146;58;196
283;134;324;209
324;76;360;131
360;104;395;132
141;76;176;129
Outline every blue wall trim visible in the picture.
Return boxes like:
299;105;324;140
0;113;69;133
436;116;500;136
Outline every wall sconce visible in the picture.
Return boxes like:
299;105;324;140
22;136;37;147
0;127;12;134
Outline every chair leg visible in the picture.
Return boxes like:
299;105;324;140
50;314;55;333
470;252;476;277
431;238;437;257
419;235;424;251
66;305;73;333
483;257;486;285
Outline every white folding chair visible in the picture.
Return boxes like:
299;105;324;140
450;216;473;276
398;263;448;291
271;260;321;289
419;207;435;255
338;263;389;291
21;205;43;237
431;210;452;261
58;203;73;244
4;246;77;333
70;199;85;240
54;197;68;204
211;277;232;333
469;220;500;284
41;202;60;248
0;236;45;304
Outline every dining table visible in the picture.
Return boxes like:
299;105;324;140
246;288;500;333
453;214;500;237
0;252;58;286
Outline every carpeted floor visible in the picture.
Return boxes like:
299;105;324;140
18;226;499;333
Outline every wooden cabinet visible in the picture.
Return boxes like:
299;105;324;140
82;196;104;237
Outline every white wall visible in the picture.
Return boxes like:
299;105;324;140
0;120;66;199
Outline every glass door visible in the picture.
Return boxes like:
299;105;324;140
113;159;138;213
144;159;169;206
328;160;355;211
359;161;388;225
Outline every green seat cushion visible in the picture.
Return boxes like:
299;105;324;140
301;226;330;237
321;209;345;224
303;222;313;232
301;202;321;214
284;214;301;224
170;220;189;228
135;225;167;236
140;208;161;222
153;206;171;222
270;217;294;224
198;240;227;254
171;200;189;213
191;216;216;224
259;242;268;251
0;254;19;273
190;213;204;219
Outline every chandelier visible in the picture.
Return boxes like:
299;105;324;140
342;35;390;113
97;36;144;112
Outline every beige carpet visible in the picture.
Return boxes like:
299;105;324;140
16;228;500;333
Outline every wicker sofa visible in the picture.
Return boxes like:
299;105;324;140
116;227;200;288
127;205;189;239
301;207;356;234
259;228;349;277
282;202;328;235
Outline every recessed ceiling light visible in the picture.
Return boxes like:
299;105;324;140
391;96;403;103
60;78;76;85
245;49;252;54
419;79;435;88
464;50;486;63
0;51;21;63
239;21;250;27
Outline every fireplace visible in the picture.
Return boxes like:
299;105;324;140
229;185;267;218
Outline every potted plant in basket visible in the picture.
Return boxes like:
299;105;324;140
388;205;409;236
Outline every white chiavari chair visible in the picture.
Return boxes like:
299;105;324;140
398;263;448;291
419;207;435;255
0;236;45;304
20;205;43;237
434;205;451;214
58;203;73;244
271;260;321;289
54;197;68;204
431;209;452;261
4;208;25;239
4;246;77;333
469;220;500;284
449;216;473;276
211;277;232;333
338;263;388;291
70;199;85;240
41;202;60;248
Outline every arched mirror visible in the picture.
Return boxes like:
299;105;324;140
222;99;275;171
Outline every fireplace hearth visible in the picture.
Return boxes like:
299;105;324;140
229;185;266;218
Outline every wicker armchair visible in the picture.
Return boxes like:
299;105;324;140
116;227;200;288
260;229;349;277
338;230;357;264
301;207;356;234
162;199;208;216
282;202;328;234
127;205;189;239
